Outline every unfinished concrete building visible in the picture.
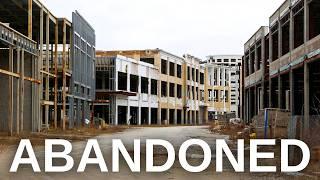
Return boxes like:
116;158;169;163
183;54;207;125
95;54;159;125
243;0;320;140
206;55;242;119
94;49;209;125
0;0;95;134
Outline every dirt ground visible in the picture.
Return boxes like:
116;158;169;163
0;126;126;153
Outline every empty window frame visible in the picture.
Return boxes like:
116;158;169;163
130;75;139;92
118;72;127;91
169;83;175;97
293;2;304;48
169;62;175;76
161;81;168;97
200;72;204;84
141;77;149;94
309;0;320;39
177;84;182;98
141;58;155;65
177;64;182;78
151;79;158;95
161;59;167;74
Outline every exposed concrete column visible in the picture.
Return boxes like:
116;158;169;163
138;76;141;125
114;101;118;125
304;63;310;138
174;109;177;125
278;75;282;109
278;20;282;57
28;0;32;38
289;8;294;51
254;45;258;71
304;0;309;42
166;108;169;125
290;69;295;116
148;77;151;125
254;86;258;115
126;105;130;125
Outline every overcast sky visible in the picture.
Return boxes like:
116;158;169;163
41;0;285;59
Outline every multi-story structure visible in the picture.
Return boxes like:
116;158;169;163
0;0;95;134
95;55;159;125
183;54;207;125
243;0;320;139
203;55;242;120
95;49;208;125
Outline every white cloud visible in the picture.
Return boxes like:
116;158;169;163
40;0;285;59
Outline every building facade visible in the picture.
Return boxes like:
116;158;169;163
0;0;95;134
242;0;320;139
95;49;208;125
204;55;242;119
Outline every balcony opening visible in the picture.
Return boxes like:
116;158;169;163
309;0;320;39
140;58;154;65
177;84;182;98
257;41;262;70
141;77;148;94
161;81;167;97
141;107;149;125
192;68;195;81
200;72;204;84
169;62;175;76
177;64;182;78
293;2;304;48
161;59;167;74
169;83;175;97
281;14;290;55
151;79;158;95
117;106;127;125
118;72;127;91
271;29;279;61
250;47;255;73
245;52;249;77
187;66;191;80
130;75;139;93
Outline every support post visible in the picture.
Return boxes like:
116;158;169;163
45;13;50;129
16;48;21;134
28;0;32;38
20;50;25;131
62;20;67;130
8;47;13;136
304;63;310;138
54;21;58;129
278;75;282;109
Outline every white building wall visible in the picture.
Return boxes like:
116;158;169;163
114;55;159;125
